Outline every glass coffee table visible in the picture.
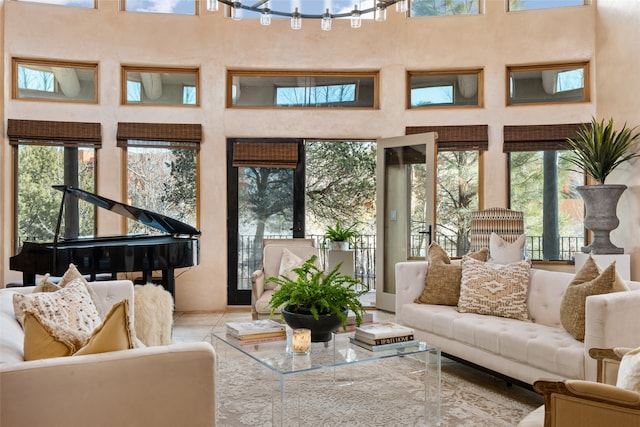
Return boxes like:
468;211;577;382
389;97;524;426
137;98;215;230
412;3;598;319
212;329;441;426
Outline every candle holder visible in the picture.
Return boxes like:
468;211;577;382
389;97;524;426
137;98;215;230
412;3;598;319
291;328;311;355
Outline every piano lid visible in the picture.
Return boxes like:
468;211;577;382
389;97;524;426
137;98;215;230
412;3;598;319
54;185;201;236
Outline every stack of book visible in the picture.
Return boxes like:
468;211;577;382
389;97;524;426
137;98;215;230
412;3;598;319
226;319;286;345
350;322;417;351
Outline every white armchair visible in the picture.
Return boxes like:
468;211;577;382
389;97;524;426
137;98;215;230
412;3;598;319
251;238;318;320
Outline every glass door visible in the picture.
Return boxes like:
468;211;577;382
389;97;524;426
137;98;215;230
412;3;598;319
227;139;305;305
375;133;436;312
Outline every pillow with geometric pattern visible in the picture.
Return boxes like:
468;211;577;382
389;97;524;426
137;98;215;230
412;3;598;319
457;256;531;321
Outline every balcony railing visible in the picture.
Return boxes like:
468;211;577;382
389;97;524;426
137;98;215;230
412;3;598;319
236;234;581;291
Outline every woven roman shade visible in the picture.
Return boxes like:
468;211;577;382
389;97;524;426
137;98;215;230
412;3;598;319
503;123;585;152
7;119;102;147
116;122;202;149
406;125;488;151
232;142;298;169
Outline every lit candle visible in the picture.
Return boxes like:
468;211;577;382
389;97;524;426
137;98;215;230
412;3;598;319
292;328;311;354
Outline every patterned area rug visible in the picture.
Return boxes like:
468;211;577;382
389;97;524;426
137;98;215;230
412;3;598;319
215;349;543;426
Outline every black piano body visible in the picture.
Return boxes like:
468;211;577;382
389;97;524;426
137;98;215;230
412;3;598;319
10;186;200;297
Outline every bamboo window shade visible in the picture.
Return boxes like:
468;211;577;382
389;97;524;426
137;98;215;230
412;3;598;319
116;122;202;149
232;142;298;169
406;125;488;151
7;119;102;147
503;123;585;152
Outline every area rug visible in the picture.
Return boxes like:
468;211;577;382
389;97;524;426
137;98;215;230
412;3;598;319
215;349;543;426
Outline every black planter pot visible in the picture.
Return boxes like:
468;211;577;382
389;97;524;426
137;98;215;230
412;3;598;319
281;305;347;342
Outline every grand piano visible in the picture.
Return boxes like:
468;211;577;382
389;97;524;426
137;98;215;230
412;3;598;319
10;185;200;297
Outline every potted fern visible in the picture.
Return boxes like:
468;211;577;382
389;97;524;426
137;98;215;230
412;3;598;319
322;221;359;251
268;255;367;342
564;117;640;254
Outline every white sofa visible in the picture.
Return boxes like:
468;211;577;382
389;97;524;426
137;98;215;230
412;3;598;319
395;261;640;385
0;280;216;427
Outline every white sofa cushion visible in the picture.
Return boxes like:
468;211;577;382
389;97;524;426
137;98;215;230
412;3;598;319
400;302;585;379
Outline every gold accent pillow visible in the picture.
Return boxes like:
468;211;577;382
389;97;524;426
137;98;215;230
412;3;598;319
22;299;134;361
414;243;489;306
457;256;531;321
13;278;102;341
22;311;82;360
75;299;134;356
560;259;618;341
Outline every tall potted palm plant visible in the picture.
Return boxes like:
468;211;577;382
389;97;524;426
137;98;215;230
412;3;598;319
564;117;640;254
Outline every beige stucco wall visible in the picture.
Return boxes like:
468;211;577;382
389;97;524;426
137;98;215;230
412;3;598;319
595;0;640;280
1;0;638;310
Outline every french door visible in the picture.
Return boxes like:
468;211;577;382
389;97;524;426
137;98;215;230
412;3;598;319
375;133;437;312
227;139;305;305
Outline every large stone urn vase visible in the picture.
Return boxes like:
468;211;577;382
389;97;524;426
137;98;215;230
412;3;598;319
577;184;626;254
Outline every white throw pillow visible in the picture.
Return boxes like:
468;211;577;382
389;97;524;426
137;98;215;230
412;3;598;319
278;248;304;280
488;232;526;264
616;346;640;393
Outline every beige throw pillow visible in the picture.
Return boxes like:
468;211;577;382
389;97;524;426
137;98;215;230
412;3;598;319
36;263;105;318
617;346;640;393
278;248;304;280
457;256;531;321
13;279;102;341
560;260;618;341
414;243;489;306
488;232;526;264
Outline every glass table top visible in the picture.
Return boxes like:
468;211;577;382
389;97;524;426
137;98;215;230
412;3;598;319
212;330;435;376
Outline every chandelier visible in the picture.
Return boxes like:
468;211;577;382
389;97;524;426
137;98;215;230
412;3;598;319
206;0;408;30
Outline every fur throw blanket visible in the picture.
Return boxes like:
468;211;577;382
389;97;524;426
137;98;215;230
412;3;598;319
134;284;174;346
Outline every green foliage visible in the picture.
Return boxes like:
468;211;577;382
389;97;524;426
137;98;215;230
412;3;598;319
564;117;640;184
305;141;376;233
16;146;95;245
322;220;359;248
267;255;367;330
162;149;197;223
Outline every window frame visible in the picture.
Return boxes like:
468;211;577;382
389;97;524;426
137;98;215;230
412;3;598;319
506;62;590;106
408;0;481;17
121;66;200;107
407;69;484;109
507;0;588;12
406;125;487;257
8;119;102;253
226;70;380;109
504;123;588;263
120;0;198;15
12;57;99;104
117;122;202;235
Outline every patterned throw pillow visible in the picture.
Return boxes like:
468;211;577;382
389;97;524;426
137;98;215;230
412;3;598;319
488;232;526;264
457;256;531;321
13;279;102;343
560;260;618;341
36;263;105;318
414;243;489;306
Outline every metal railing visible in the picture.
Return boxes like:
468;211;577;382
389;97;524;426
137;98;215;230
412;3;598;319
236;233;581;291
